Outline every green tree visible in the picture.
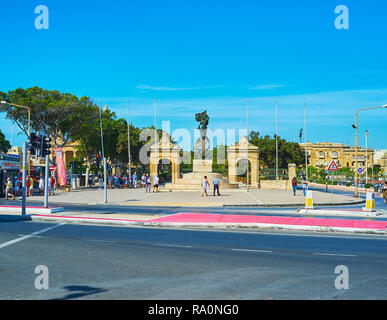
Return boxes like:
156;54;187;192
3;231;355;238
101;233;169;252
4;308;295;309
249;131;305;168
0;129;11;153
0;87;96;148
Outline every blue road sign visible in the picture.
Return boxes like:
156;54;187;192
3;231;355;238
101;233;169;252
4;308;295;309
357;168;363;174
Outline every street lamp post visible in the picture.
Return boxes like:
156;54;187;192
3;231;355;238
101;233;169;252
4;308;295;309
365;130;368;185
353;104;387;197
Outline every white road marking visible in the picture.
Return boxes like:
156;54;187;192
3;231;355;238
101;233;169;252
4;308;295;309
87;239;116;243
312;252;357;257
232;248;272;253
154;243;192;248
245;192;264;204
0;223;66;249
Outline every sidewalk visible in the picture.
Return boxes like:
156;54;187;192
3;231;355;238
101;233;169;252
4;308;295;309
25;186;365;207
3;210;386;235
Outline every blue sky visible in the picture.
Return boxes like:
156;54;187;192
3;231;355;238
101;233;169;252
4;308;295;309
1;0;386;150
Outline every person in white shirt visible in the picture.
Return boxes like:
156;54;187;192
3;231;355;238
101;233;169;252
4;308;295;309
39;176;45;196
153;174;159;192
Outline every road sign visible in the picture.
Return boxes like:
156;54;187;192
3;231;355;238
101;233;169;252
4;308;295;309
49;165;55;172
325;170;329;174
328;160;339;171
357;167;363;174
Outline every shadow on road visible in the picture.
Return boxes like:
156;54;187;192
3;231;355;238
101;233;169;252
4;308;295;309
0;214;31;223
52;285;107;300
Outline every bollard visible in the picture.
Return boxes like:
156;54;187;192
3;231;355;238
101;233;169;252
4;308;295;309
305;190;314;209
363;192;375;212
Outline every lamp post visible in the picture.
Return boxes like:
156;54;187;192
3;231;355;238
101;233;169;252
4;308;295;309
365;130;368;185
0;101;31;175
353;104;387;197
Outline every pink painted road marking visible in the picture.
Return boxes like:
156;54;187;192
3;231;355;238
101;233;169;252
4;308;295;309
149;213;387;230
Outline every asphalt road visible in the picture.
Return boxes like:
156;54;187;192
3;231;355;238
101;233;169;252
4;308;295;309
0;220;386;300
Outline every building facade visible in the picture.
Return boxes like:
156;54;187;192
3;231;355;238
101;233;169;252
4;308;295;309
300;142;374;171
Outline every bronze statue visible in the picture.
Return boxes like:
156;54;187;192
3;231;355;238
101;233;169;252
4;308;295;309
194;110;210;159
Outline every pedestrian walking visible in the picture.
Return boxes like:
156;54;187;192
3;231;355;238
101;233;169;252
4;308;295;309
213;176;220;196
291;177;298;196
145;174;151;193
13;176;20;197
39;176;45;195
5;178;14;200
49;176;55;196
26;175;31;197
153;174;159;192
301;176;308;196
382;181;387;204
141;173;146;188
202;176;210;197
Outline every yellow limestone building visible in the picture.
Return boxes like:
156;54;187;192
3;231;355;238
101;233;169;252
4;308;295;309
300;142;374;171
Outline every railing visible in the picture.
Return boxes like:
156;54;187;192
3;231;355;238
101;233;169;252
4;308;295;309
260;168;288;180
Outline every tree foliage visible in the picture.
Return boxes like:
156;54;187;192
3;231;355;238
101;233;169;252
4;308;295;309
249;130;305;168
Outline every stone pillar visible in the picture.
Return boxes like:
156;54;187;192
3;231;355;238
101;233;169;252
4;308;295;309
288;163;296;185
251;161;258;188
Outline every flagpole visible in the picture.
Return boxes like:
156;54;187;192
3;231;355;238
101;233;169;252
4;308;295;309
304;102;308;189
276;99;278;191
246;98;249;192
127;99;131;179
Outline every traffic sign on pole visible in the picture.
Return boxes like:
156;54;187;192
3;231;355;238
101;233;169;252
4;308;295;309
328;160;339;171
357;167;363;174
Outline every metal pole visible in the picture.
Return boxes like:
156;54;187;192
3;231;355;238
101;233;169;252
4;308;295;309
304;102;308;190
43;154;49;208
365;130;368;184
103;157;107;203
246;99;249;192
99;103;105;159
355;112;358;197
127;100;131;178
155;97;158;179
276;99;278;191
21;142;27;216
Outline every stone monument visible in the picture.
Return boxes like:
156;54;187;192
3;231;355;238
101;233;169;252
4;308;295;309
164;110;238;190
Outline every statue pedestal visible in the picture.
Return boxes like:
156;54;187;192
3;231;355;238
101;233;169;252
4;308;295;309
193;159;213;173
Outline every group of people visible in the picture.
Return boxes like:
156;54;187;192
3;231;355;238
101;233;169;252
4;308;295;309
291;176;309;196
201;176;221;197
93;172;160;193
4;175;56;200
291;176;387;203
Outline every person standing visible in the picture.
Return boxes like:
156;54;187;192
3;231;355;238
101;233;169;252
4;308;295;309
153;174;159;192
301;176;308;196
213;176;220;196
132;172;138;188
114;174;120;189
141;173;146;188
291;177;298;196
39;175;45;196
202;176;210;197
145;174;151;193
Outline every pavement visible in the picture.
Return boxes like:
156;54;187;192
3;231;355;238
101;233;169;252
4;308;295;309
2;205;386;235
23;186;365;207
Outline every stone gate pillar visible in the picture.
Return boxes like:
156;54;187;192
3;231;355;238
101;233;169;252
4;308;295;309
227;136;259;188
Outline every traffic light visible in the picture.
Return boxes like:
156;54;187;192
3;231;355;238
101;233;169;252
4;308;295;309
96;153;101;168
41;135;52;157
28;132;40;156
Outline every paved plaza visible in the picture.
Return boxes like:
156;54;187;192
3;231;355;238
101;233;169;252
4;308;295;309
25;185;363;207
